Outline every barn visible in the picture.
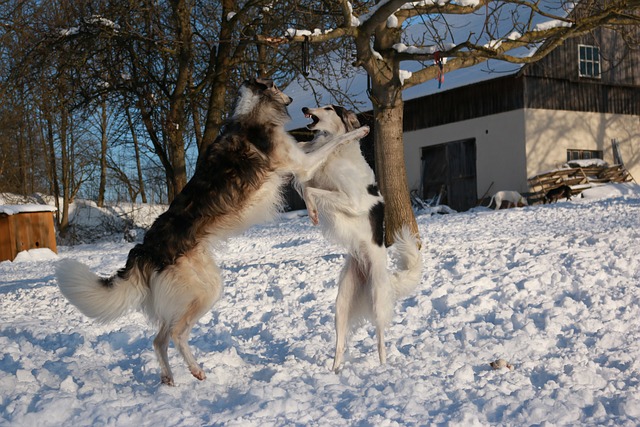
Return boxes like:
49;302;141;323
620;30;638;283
401;25;640;211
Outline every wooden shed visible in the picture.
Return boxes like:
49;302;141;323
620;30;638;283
0;205;57;262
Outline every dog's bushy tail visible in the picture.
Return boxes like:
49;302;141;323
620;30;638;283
56;259;148;323
389;225;423;299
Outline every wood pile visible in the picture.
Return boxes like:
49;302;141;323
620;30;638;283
527;163;633;204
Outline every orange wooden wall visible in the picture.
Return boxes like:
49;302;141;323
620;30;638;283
0;211;57;262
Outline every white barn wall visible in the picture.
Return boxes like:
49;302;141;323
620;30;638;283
525;109;640;181
403;110;528;200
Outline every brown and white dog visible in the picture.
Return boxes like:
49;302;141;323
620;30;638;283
298;105;422;372
56;79;369;385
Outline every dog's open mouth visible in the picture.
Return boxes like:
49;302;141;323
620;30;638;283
304;112;319;129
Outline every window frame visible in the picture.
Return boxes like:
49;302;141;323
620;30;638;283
578;44;601;79
567;149;603;162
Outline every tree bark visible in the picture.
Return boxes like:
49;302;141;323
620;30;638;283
43;111;60;226
372;99;419;246
200;0;236;157
362;22;420;246
97;97;108;207
58;107;70;236
125;105;147;203
164;0;193;197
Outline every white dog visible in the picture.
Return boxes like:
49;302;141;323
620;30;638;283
299;105;422;372
56;79;368;386
488;190;528;210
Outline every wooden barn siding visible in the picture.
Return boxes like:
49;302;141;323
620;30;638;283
522;26;640;86
524;77;640;114
402;74;638;131
402;24;639;131
402;76;525;131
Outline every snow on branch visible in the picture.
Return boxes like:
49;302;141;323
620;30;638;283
84;15;120;30
534;19;573;31
398;0;481;8
393;42;456;54
286;28;333;38
484;31;523;50
58;15;120;38
399;69;413;85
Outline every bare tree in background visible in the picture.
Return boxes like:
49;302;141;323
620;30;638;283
124;103;148;204
262;0;640;245
1;0;310;203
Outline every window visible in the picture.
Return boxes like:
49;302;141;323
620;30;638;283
578;45;601;78
567;149;603;162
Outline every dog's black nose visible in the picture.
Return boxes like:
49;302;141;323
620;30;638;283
302;107;308;114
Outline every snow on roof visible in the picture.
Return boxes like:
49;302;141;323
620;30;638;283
0;204;57;216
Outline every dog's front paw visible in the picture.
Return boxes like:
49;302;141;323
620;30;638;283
357;125;370;138
191;368;206;381
309;210;319;226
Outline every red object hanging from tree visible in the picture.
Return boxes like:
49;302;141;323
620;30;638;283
434;51;444;88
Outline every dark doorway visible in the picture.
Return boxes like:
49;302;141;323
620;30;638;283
421;139;477;211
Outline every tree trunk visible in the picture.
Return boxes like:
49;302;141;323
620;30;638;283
164;0;192;198
373;101;420;246
165;124;187;199
364;22;420;246
97;98;108;207
58;108;70;236
17;115;27;194
125;105;147;203
199;0;236;157
43;111;60;226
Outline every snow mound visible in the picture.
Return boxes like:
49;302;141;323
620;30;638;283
10;248;59;263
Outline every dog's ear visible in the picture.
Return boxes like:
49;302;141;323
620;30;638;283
332;105;361;132
255;78;274;89
343;109;362;132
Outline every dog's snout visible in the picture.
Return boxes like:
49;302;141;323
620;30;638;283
286;96;293;105
302;107;309;114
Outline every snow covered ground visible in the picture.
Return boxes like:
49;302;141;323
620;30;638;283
1;184;640;426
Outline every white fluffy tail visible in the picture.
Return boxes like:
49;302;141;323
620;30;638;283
390;226;423;299
56;259;148;323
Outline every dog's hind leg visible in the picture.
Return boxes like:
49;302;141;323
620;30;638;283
376;328;386;364
372;281;395;364
332;256;360;373
154;323;174;385
172;299;207;381
370;258;393;365
493;197;501;210
487;196;495;209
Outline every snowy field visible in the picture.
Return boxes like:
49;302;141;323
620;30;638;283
1;184;640;426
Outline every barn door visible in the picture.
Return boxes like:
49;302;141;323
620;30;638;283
421;139;477;211
421;145;447;206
